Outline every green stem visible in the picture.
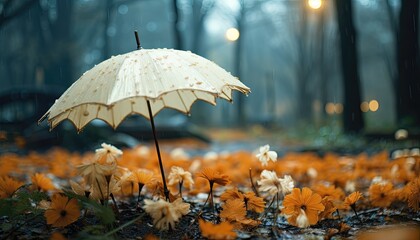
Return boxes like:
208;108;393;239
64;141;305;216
4;213;42;239
103;213;146;237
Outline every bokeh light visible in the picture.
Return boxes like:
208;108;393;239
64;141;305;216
325;102;335;115
369;100;379;112
225;28;240;42
360;101;369;112
334;103;343;114
308;0;322;9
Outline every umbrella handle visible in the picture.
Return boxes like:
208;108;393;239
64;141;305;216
134;31;141;50
146;99;170;201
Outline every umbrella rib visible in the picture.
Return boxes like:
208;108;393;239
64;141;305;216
175;90;190;113
110;107;116;129
221;89;232;101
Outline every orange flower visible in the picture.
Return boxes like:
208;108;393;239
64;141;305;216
344;191;363;208
31;173;55;191
312;183;345;200
243;192;266;213
369;182;394;208
50;232;67;240
406;177;420;211
318;197;337;220
220;199;246;222
199;219;236;239
282;188;325;227
220;189;265;213
220;188;243;202
0;176;23;198
198;167;230;186
44;194;81;227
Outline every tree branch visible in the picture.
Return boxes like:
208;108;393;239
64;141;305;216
0;0;38;28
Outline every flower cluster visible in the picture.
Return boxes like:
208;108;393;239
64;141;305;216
0;143;418;238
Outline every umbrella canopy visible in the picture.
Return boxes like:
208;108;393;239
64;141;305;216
40;48;250;130
40;32;250;201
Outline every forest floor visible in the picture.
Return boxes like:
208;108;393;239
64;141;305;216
0;128;419;239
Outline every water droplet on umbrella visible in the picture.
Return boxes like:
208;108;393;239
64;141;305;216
83;111;89;116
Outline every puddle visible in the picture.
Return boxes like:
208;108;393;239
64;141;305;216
355;224;420;240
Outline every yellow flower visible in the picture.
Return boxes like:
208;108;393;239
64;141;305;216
282;188;325;227
143;198;190;230
0;176;23;198
31;173;55;192
369;182;394;208
95;143;123;165
89;174;121;201
199;219;236;239
167;166;194;189
69;179;90;197
44;194;81;228
130;169;154;186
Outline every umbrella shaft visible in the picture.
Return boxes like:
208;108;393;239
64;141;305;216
146;99;169;200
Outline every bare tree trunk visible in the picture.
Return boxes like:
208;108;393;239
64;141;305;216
191;0;214;55
102;0;113;60
334;0;364;133
234;0;245;126
172;0;183;50
0;0;38;28
396;0;420;127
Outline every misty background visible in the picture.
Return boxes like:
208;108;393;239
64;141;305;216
0;0;419;147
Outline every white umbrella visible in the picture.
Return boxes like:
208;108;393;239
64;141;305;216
39;31;250;200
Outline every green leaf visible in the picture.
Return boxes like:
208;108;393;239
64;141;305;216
1;222;13;232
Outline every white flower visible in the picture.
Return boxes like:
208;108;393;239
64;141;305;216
95;143;123;164
144;198;190;230
405;157;416;172
307;167;318;179
279;175;294;194
257;170;294;195
203;151;218;161
390;164;399;179
410;148;420;156
170;148;189;160
256;144;277;166
296;209;310;228
135;145;150;157
371;176;388;186
345;180;356;193
257;170;280;195
167;166;194;189
188;159;201;173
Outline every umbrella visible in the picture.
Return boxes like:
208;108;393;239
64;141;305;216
39;31;250;200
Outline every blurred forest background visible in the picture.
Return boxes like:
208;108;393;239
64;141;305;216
0;0;419;141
